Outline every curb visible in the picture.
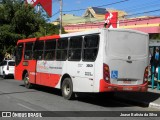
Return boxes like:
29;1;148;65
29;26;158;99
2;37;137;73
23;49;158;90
149;102;160;110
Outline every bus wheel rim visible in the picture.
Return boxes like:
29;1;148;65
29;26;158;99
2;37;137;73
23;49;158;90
24;76;29;85
64;84;70;95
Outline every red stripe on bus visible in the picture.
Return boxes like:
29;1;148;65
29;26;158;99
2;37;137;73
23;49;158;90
17;35;60;44
32;73;61;88
99;79;148;92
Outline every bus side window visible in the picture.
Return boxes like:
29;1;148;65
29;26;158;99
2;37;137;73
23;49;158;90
33;41;44;60
56;38;68;61
83;35;99;61
24;42;33;60
44;40;56;60
68;36;82;61
15;43;23;65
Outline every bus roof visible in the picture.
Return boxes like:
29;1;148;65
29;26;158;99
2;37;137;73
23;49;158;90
17;28;148;44
60;28;148;38
17;35;60;44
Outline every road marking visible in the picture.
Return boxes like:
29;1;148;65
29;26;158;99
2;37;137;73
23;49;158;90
17;103;36;111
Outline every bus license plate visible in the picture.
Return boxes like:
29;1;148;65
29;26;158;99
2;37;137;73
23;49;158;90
123;80;131;84
123;87;133;91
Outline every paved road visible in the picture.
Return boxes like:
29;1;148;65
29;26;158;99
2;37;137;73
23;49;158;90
0;78;159;120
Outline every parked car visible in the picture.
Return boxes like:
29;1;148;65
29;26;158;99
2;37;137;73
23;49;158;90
0;60;15;79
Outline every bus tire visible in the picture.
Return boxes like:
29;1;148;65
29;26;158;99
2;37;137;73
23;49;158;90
62;78;75;100
24;72;32;89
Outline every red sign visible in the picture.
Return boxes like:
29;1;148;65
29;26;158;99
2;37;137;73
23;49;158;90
26;0;52;17
105;12;118;28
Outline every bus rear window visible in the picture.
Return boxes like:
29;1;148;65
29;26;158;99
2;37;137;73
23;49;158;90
108;31;148;56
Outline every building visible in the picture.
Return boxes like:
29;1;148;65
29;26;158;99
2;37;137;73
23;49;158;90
52;7;126;26
53;7;160;38
119;16;160;37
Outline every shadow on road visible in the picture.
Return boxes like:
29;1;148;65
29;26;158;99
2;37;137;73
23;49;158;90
114;91;160;108
19;84;160;108
20;84;62;97
0;76;14;80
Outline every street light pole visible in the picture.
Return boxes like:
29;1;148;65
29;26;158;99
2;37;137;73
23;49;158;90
59;0;63;34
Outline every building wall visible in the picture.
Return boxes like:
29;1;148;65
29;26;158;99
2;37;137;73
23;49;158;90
64;17;160;34
119;17;160;33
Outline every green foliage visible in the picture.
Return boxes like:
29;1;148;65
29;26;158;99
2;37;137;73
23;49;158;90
0;0;62;57
150;33;160;39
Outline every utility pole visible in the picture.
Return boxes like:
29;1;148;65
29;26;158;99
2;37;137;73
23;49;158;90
59;0;63;34
37;4;41;13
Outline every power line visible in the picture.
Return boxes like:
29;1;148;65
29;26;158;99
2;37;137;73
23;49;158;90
61;0;160;15
59;8;160;23
119;16;160;24
37;0;159;20
96;0;129;8
124;1;159;12
63;13;160;26
51;0;130;18
126;9;160;17
44;0;160;31
119;0;160;13
62;0;129;13
25;0;160;20
52;0;129;17
51;0;160;21
52;11;60;17
64;16;160;28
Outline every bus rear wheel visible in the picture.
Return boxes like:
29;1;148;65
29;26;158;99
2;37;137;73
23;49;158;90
62;78;75;100
24;73;32;89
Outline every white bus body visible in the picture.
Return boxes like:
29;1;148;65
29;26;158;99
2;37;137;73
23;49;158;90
36;28;149;93
16;28;149;99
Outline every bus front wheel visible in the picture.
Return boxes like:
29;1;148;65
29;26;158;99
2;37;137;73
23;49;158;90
62;78;75;100
24;73;32;89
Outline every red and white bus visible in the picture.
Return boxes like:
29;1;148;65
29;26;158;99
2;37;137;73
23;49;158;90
15;28;149;99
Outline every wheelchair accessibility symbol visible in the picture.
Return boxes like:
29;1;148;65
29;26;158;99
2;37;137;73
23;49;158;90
111;70;118;79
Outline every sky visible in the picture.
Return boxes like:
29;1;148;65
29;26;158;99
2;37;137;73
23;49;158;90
44;0;160;21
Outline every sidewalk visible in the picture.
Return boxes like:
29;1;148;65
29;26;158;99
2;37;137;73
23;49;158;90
114;85;160;110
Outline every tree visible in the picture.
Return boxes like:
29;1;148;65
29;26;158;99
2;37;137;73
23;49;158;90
0;0;62;60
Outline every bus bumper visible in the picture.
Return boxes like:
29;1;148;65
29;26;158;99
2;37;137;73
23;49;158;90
99;79;148;92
